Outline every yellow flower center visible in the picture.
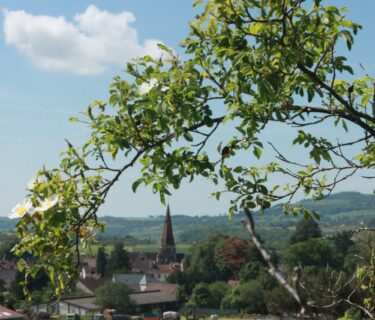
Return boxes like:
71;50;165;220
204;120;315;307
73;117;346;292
16;206;27;216
45;200;53;207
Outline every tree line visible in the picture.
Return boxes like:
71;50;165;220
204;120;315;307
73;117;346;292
168;218;373;318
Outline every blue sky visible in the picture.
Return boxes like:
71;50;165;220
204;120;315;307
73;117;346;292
0;1;374;217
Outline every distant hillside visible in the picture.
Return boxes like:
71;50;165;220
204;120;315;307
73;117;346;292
98;192;374;246
0;218;17;231
0;192;374;250
256;192;375;228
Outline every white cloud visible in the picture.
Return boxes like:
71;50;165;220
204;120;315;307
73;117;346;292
3;5;164;75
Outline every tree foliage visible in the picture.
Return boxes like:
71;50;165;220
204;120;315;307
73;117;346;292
221;280;267;314
96;246;107;277
185;234;229;283
285;238;340;271
190;282;211;307
10;0;374;299
9;269;50;300
185;234;264;283
106;241;131;276
217;236;252;276
95;281;134;313
289;217;321;244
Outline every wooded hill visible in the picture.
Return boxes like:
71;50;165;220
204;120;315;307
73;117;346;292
1;192;373;250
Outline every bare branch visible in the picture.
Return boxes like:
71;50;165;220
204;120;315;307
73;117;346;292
242;207;306;315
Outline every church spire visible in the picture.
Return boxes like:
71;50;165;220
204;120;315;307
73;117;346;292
157;204;177;264
161;204;175;246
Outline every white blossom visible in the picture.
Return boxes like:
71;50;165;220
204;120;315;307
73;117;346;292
35;195;59;212
138;78;158;95
9;199;33;219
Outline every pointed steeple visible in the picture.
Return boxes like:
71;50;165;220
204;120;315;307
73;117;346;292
161;204;175;246
157;204;177;264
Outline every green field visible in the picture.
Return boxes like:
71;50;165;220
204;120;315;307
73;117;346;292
80;243;191;256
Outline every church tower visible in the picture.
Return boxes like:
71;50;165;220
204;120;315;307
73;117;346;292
157;205;177;264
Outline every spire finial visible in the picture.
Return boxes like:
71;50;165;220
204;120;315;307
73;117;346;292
161;204;174;246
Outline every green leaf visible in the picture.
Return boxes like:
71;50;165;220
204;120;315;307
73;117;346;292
361;93;372;107
49;266;56;284
233;166;243;173
341;30;353;50
253;146;262;159
203;116;214;127
157;43;173;55
69;117;79;123
160;192;166;205
183;132;194;142
249;23;262;35
132;179;143;193
342;120;348;132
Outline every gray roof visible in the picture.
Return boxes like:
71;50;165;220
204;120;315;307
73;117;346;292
62;297;100;311
129;291;178;306
113;274;160;286
60;291;177;309
78;277;105;293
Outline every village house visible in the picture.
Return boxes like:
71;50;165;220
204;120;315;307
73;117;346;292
112;274;158;291
31;289;181;316
0;305;26;320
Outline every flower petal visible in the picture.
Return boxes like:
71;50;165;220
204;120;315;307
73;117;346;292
35;194;59;212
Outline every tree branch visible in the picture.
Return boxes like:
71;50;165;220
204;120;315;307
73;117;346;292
242;207;306;315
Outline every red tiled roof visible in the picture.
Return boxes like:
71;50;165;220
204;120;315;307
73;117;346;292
0;306;26;319
151;264;172;273
81;257;96;268
151;263;182;274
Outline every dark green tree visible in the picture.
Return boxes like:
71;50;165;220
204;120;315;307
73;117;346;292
332;231;355;256
190;282;211;307
285;238;340;271
175;284;188;301
167;269;194;295
167;269;189;284
107;241;131;275
0;234;18;260
96;246;107;277
9;269;50;300
221;280;267;314
186;234;229;283
207;281;230;308
95;281;134;313
239;260;264;283
265;286;298;315
289;217;322;244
